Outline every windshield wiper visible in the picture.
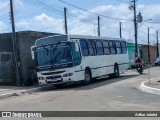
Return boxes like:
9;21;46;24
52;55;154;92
54;52;62;63
37;65;52;70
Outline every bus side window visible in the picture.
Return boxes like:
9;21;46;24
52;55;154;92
95;40;104;55
115;41;122;54
121;41;127;54
109;41;116;54
103;41;110;55
80;39;89;56
87;40;95;56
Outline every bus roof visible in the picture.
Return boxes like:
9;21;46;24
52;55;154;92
68;34;125;41
35;34;126;47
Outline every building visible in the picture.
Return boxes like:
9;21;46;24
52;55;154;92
141;45;157;64
127;43;142;67
0;31;57;86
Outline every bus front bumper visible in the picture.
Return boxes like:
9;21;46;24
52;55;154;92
38;76;73;85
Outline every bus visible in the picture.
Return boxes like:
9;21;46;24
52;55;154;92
31;34;129;85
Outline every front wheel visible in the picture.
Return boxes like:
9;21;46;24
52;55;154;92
82;70;91;85
137;65;143;74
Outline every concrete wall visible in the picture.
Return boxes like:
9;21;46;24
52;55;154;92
0;33;15;85
0;33;13;52
0;31;57;86
17;31;55;85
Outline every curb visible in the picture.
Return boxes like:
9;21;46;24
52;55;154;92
0;85;55;99
141;81;160;95
17;85;53;94
0;92;15;99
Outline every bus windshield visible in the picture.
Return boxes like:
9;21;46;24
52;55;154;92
36;43;72;68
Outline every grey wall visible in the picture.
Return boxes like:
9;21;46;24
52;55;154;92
0;33;13;52
0;31;57;86
17;31;54;85
0;33;15;85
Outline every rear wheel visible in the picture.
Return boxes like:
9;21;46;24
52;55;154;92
114;64;119;77
109;64;119;78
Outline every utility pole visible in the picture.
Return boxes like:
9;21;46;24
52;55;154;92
157;31;159;58
119;22;122;38
98;16;100;36
129;0;143;57
10;0;20;86
64;7;68;34
133;0;138;57
148;27;150;63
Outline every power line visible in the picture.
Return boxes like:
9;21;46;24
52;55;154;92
58;0;132;21
36;0;95;23
38;0;64;9
142;24;160;31
101;23;119;29
16;0;96;33
36;0;64;14
116;0;130;3
23;0;96;25
23;0;64;16
67;12;96;24
22;0;132;35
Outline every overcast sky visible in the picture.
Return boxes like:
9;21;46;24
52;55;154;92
0;0;160;45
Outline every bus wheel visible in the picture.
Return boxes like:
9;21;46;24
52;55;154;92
114;64;119;77
109;64;119;78
82;69;91;85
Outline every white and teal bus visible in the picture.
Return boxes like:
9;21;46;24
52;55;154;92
31;35;129;85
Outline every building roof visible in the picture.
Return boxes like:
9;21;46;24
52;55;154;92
127;42;142;47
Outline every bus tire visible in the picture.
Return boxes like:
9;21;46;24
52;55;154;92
114;64;119;78
109;64;119;78
82;69;92;85
108;74;114;78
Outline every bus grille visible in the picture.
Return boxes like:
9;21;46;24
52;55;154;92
42;71;65;75
46;75;61;79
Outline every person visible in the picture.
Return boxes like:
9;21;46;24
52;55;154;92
135;56;143;64
134;56;143;73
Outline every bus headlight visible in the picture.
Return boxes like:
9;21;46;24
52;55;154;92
63;73;73;77
38;77;45;80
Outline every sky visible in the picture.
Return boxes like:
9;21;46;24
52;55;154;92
0;0;160;45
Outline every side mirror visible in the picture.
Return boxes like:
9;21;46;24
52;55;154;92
31;46;35;60
75;42;79;52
